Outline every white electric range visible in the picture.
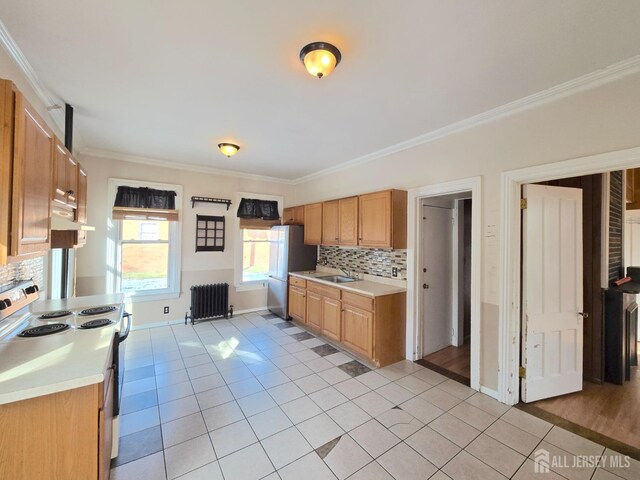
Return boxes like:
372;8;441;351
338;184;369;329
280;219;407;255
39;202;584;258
0;279;130;459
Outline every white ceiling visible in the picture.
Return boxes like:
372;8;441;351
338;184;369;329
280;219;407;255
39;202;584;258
1;1;640;181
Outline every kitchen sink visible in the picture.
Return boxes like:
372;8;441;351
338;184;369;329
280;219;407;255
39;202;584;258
317;275;358;283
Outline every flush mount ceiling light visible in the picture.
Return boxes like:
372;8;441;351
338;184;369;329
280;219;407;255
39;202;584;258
218;143;240;157
299;42;342;79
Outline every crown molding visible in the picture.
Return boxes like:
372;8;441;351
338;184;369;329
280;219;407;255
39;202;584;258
0;19;67;135
80;148;296;185
293;55;640;185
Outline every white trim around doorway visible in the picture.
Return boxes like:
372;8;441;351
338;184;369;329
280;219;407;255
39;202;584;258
498;146;640;405
406;176;483;392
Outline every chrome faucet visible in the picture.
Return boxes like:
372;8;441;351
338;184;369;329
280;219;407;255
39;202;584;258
340;268;353;278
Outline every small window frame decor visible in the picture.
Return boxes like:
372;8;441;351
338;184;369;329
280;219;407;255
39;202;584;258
195;215;225;252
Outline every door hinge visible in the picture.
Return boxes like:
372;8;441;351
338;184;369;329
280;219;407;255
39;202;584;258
519;366;526;378
520;198;527;209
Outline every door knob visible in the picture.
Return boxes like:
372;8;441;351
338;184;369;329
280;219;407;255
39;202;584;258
578;312;589;318
423;284;429;289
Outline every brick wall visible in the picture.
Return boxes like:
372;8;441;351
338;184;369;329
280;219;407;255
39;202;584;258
0;257;46;291
609;170;624;283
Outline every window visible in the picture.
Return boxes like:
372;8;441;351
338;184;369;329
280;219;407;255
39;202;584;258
241;228;277;283
120;219;170;292
108;178;182;300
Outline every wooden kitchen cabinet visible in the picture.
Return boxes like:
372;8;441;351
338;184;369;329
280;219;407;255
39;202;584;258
76;165;88;224
304;202;323;245
341;304;373;358
322;200;339;245
288;285;306;322
322;296;342;341
306;290;323;331
338;196;358;246
52;138;78;209
0;340;115;480
10;89;54;259
283;206;304;225
358;189;407;249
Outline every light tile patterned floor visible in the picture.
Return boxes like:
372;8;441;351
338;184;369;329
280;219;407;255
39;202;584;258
111;312;639;480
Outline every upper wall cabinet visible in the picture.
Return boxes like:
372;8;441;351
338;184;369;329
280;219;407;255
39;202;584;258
304;202;323;245
338;196;358;246
358;189;407;249
76;165;88;224
283;206;304;225
52;138;78;209
9;89;54;259
322;200;339;245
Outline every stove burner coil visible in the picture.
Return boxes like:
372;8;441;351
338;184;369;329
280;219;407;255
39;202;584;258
38;311;72;320
18;323;70;337
79;306;117;316
79;318;114;329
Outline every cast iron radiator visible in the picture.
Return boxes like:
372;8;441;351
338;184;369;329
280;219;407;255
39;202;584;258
185;283;233;325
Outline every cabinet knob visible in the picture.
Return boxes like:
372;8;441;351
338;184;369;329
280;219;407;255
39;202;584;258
66;190;74;196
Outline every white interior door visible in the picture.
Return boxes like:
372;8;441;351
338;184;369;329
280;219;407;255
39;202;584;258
522;184;583;402
422;205;453;356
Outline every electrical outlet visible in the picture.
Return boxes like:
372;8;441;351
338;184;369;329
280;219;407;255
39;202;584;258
163;306;170;314
392;267;398;277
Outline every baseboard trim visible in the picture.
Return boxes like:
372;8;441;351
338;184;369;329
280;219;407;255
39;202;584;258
130;306;267;330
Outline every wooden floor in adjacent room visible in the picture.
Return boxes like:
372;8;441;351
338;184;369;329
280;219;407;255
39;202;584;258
527;365;640;449
422;342;470;380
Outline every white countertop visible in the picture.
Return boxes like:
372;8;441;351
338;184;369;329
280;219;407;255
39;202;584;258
0;293;124;406
31;293;125;313
0;325;117;405
289;271;406;297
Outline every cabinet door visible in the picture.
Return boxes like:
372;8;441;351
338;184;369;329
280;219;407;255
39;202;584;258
98;368;114;480
306;290;323;331
293;206;305;224
283;207;295;225
342;304;373;359
358;191;392;248
11;91;53;257
76;166;87;224
289;286;306;322
322;297;341;341
322;200;339;245
304;203;323;245
66;155;78;208
53;140;68;204
339;196;358;246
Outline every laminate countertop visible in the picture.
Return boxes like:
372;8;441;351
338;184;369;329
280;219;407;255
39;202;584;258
0;294;124;405
289;271;406;297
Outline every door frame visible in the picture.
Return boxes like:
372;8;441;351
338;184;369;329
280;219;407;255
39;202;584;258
499;146;640;405
407;176;482;392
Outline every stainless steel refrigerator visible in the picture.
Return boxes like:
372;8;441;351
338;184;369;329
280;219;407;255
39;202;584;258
267;225;317;319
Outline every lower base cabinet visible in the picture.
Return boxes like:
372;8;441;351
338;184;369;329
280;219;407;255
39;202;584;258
289;275;406;367
0;342;115;480
341;304;373;358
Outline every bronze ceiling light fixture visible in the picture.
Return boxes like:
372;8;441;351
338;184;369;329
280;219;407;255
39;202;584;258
299;42;342;79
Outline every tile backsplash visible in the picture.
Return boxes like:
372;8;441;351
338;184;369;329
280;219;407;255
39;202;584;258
0;257;45;290
318;246;407;280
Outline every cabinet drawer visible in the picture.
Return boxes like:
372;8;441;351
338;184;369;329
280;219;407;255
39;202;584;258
342;291;374;311
307;281;341;300
289;276;306;288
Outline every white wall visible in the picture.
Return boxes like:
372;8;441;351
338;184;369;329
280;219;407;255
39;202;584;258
292;73;640;391
75;153;295;325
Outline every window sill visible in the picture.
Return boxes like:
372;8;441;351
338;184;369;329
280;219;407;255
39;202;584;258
124;291;181;303
235;281;268;292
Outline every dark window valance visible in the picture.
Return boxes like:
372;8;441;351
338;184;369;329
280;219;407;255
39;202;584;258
115;186;177;210
237;198;280;220
113;186;179;221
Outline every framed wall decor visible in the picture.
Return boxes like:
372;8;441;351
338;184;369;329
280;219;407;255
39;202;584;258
195;215;225;252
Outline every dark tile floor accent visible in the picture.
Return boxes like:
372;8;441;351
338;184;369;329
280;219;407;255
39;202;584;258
274;321;295;330
291;331;316;341
260;313;279;320
337;360;371;377
315;436;342;459
112;425;163;467
311;344;340;357
124;364;155;383
120;389;158;415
